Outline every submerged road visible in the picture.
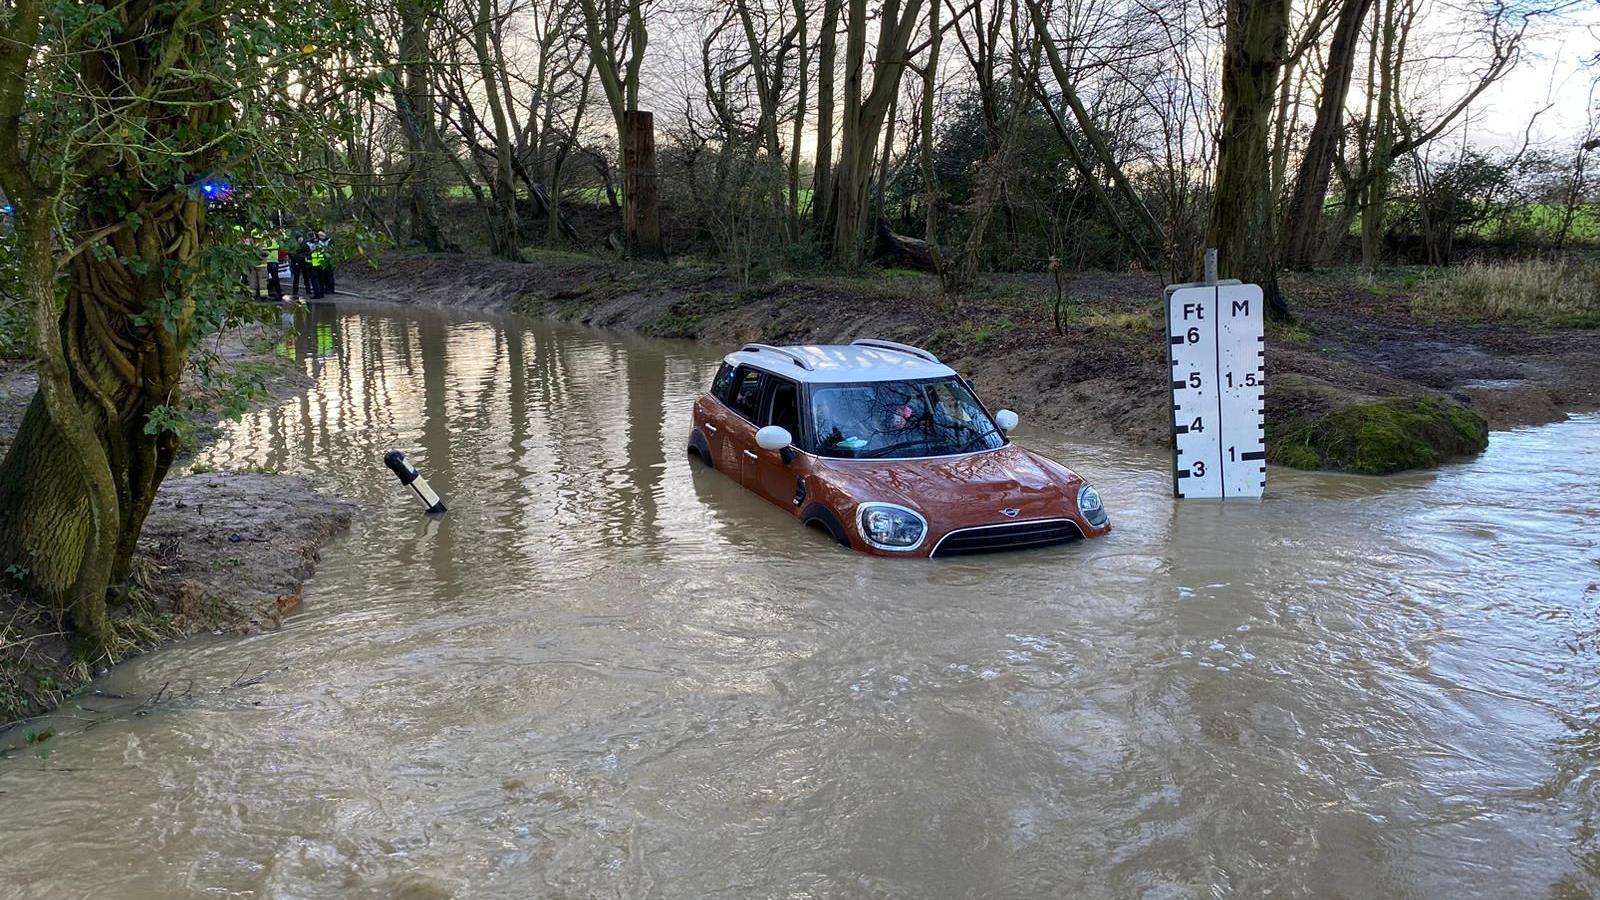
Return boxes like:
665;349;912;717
2;302;1597;898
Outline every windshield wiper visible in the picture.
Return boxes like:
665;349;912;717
862;439;936;459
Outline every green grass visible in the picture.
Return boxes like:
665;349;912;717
1301;265;1429;298
519;245;595;264
1268;318;1313;345
960;318;1014;349
1077;308;1157;330
1412;258;1600;328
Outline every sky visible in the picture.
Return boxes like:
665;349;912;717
1471;8;1600;150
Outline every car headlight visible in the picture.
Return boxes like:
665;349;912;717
857;502;927;551
1077;483;1108;527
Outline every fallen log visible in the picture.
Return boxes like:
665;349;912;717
873;216;938;272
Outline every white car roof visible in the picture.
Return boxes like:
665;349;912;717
725;341;956;383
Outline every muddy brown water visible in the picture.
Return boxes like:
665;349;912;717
2;302;1598;898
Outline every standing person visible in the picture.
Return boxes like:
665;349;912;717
288;230;307;299
263;233;284;302
317;230;336;296
306;232;325;299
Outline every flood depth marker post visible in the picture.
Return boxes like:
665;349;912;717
1164;250;1266;499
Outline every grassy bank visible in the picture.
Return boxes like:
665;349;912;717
342;251;1600;480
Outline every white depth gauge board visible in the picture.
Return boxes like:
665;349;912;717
1164;281;1266;498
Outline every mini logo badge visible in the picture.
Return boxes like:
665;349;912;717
1001;507;1020;518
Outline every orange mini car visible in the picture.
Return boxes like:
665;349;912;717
688;339;1111;557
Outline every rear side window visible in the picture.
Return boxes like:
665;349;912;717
728;367;765;421
710;363;737;403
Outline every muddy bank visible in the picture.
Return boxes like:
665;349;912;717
342;251;1600;472
1;326;355;726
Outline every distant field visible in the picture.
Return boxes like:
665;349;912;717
1461;203;1600;241
1340;201;1600;241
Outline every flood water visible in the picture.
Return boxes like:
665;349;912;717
2;302;1598;898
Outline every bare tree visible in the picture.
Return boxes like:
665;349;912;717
821;0;927;265
577;0;661;253
1208;0;1291;316
1279;0;1373;269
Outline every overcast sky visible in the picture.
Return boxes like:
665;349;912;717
1472;9;1599;150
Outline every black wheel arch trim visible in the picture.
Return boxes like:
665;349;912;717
688;429;712;466
800;503;850;547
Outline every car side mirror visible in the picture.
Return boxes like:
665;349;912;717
995;409;1019;432
756;425;793;452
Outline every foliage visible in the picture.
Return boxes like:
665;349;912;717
1383;146;1600;263
883;89;1158;274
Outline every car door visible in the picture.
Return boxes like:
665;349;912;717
697;363;740;466
719;365;766;476
746;374;810;510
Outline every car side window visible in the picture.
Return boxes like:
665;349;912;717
728;367;765;421
763;376;801;436
710;363;737;403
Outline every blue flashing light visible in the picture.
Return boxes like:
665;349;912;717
0;203;13;216
198;179;233;203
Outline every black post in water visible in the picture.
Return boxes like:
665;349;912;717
383;450;447;514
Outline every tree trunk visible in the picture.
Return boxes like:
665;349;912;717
917;0;946;285
788;0;809;236
1208;0;1290;318
0;2;218;650
826;0;924;265
812;0;841;229
1280;0;1374;269
1361;0;1398;269
873;88;898;221
576;0;658;254
0;219;117;648
622;110;663;256
398;0;446;251
475;0;522;259
550;63;595;244
734;0;793;236
1027;0;1164;257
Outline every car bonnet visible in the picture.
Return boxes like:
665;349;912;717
812;444;1083;516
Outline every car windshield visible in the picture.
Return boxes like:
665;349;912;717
809;377;1005;459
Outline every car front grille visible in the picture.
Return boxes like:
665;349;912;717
929;518;1083;557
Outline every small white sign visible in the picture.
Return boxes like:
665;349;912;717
1165;281;1266;498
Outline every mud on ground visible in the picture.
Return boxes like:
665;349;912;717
342;251;1600;465
1;326;355;726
